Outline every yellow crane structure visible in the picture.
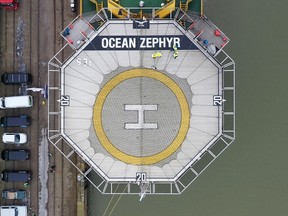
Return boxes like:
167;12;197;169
90;0;104;12
180;0;193;12
154;0;176;18
107;0;138;18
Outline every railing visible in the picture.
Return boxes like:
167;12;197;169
105;7;177;19
47;9;112;191
60;9;108;50
172;48;235;194
174;10;235;194
48;8;235;195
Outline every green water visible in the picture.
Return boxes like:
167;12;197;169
88;1;288;215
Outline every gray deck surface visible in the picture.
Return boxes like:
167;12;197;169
62;21;221;181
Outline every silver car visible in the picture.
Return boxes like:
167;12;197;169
2;133;27;144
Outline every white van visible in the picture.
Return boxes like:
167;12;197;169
0;205;27;216
0;95;33;109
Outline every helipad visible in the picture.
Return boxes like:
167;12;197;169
48;9;235;195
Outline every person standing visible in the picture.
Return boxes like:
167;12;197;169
172;44;178;59
173;51;178;59
156;52;162;58
173;44;178;52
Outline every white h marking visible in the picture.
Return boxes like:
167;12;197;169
124;105;158;129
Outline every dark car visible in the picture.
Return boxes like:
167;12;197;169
1;72;32;85
1;150;30;161
2;190;26;200
1;170;32;182
0;116;31;127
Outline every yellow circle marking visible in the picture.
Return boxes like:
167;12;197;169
93;68;190;165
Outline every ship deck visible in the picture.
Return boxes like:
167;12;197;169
48;6;235;195
60;20;222;181
83;0;202;14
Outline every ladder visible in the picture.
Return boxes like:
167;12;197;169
180;0;192;12
90;0;104;12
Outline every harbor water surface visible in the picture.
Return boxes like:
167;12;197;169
88;1;288;215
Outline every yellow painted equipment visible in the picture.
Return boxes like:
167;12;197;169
90;0;104;12
107;0;137;18
154;0;175;18
180;0;193;12
156;52;162;57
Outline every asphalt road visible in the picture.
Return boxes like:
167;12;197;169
0;1;78;215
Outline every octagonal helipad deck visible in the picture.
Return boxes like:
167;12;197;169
61;20;222;181
49;8;235;195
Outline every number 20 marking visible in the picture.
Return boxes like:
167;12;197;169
136;172;147;182
213;95;222;106
60;95;70;106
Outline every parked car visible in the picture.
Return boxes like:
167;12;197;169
0;206;28;215
2;190;26;200
2;133;27;144
1;170;31;182
1;72;32;85
0;116;31;127
0;95;33;109
1;150;30;161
